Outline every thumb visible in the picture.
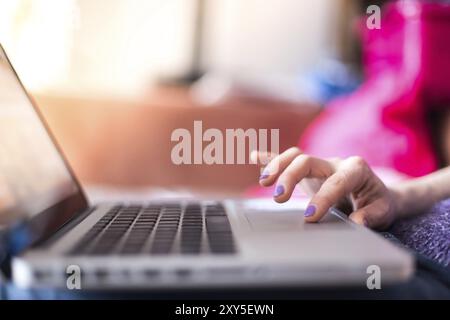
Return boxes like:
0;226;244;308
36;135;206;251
349;200;395;230
349;197;392;229
349;208;370;227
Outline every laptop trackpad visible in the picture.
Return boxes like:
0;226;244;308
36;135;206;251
244;208;348;231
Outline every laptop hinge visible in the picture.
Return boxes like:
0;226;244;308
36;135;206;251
33;206;96;249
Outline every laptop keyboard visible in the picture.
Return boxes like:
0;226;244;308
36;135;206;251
69;202;236;255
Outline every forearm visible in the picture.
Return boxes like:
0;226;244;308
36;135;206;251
390;166;450;218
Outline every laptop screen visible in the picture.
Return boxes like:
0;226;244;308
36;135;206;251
0;45;86;237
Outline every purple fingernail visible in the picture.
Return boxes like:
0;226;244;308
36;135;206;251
273;185;284;197
304;205;316;217
259;170;270;180
363;218;369;227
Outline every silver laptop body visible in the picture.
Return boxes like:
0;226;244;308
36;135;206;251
0;44;413;290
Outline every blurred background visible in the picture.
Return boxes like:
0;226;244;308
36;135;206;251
0;0;386;197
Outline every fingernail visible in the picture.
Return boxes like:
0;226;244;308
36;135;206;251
304;205;316;217
363;218;369;227
273;185;285;197
259;170;270;180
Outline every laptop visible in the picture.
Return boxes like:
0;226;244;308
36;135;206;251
0;44;413;290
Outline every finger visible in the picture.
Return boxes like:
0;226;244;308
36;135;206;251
349;208;370;227
259;147;302;186
250;150;277;166
349;199;391;230
274;155;334;203
298;178;325;197
305;158;369;223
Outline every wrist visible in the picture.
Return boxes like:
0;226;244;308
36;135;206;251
388;186;410;219
388;181;436;219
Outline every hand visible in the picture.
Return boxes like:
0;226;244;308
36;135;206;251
253;148;398;230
